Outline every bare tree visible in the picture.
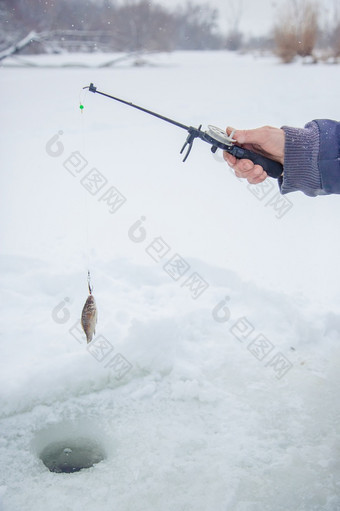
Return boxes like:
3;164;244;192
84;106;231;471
224;0;244;51
173;1;221;50
332;23;340;58
329;0;340;60
112;0;175;52
0;30;37;61
274;0;319;63
297;1;318;57
0;0;224;58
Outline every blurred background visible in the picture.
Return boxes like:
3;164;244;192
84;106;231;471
1;0;339;63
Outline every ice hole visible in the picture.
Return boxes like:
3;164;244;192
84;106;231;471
39;438;105;473
33;421;107;474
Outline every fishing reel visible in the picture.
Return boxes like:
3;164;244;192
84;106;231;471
180;125;236;162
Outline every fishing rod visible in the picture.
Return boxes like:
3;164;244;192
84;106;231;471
83;83;283;179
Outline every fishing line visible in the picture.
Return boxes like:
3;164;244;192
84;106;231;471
78;87;91;279
79;90;92;294
78;87;97;343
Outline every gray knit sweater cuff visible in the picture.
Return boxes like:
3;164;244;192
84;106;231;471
279;122;322;196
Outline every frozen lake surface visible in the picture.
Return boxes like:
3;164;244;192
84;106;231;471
0;51;340;511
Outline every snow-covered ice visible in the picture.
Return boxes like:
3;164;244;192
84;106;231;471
0;51;340;511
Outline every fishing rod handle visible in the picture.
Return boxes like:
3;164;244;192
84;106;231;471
227;145;283;179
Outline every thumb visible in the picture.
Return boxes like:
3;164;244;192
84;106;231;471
227;127;265;146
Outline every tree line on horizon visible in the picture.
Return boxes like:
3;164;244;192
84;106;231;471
0;0;339;63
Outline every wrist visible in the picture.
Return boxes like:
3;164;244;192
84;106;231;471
279;122;321;196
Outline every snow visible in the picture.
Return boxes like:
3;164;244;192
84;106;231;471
0;51;340;510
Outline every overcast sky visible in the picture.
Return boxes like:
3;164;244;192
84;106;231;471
216;0;338;35
207;0;280;36
156;0;338;37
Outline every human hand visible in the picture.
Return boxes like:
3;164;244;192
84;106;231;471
223;126;285;184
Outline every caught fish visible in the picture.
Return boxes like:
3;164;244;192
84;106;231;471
81;272;97;343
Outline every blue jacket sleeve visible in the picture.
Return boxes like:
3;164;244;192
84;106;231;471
279;119;340;196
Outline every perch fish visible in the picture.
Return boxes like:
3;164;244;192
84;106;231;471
81;283;97;343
